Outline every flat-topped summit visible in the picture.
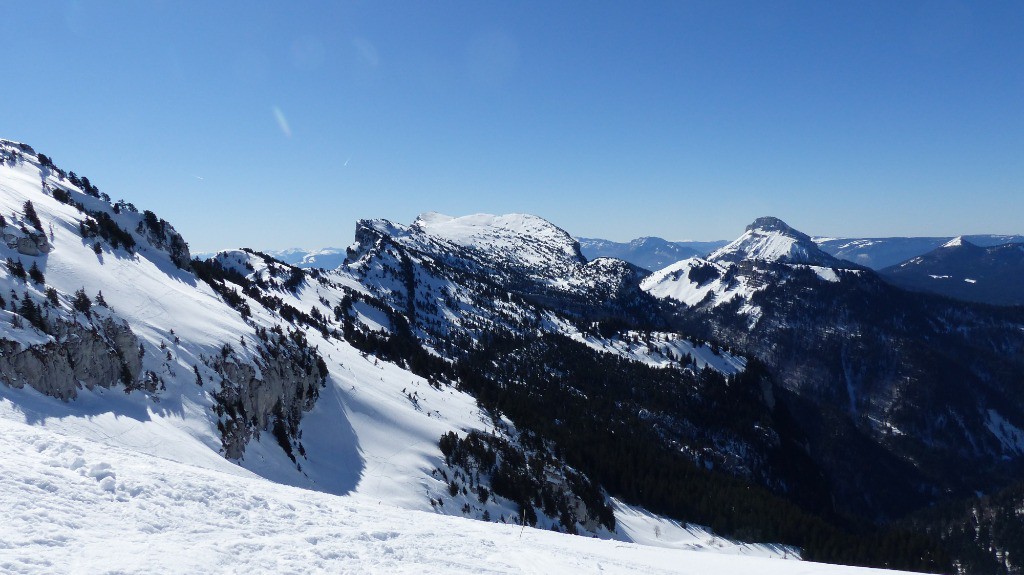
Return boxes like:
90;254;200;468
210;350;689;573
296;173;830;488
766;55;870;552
745;216;809;238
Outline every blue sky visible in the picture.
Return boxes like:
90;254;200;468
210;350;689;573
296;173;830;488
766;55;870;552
3;1;1022;252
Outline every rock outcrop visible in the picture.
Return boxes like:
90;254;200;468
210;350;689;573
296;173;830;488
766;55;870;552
0;317;142;400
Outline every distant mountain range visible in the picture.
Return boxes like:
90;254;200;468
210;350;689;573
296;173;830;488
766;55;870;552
577;237;729;272
579;233;1024;273
880;237;1024;306
243;234;1023;280
813;235;1024;270
265;247;348;270
237;231;1024;311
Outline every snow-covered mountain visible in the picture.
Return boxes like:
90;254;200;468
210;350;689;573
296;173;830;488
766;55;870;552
642;216;1024;538
641;216;864;315
814;234;1024;270
254;230;1024;276
5;140;868;573
7;138;1021;573
708;217;858;269
879;237;1024;306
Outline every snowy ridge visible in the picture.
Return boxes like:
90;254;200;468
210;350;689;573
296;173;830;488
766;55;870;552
879;232;1024;305
402;211;589;288
563;326;747;375
576;236;726;271
813;234;1024;270
343;212;648;351
266;247;349;270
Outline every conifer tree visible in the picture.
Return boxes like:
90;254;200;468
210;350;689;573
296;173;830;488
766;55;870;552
6;258;27;280
72;288;91;314
23;200;42;231
28;261;44;284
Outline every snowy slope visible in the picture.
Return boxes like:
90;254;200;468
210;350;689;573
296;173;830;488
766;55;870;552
0;411;927;575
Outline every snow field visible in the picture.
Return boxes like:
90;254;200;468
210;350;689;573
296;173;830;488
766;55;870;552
0;414;925;575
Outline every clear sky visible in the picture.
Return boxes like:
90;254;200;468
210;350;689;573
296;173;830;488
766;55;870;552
2;1;1022;252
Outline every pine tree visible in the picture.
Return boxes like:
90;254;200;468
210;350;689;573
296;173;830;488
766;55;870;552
23;200;42;231
18;296;44;330
28;261;44;284
72;288;91;314
6;258;27;280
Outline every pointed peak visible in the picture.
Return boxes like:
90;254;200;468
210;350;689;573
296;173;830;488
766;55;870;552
710;217;854;268
941;236;976;249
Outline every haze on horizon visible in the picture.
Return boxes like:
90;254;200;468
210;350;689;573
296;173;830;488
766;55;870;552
3;1;1022;253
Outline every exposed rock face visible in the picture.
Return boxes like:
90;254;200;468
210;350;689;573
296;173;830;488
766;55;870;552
3;228;52;256
208;341;327;460
136;219;191;269
0;318;142;400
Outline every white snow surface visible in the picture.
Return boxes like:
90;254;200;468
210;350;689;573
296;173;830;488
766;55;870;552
710;228;803;264
639;258;763;325
413;212;580;261
565;327;747;375
0;411;923;575
792;264;842;283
